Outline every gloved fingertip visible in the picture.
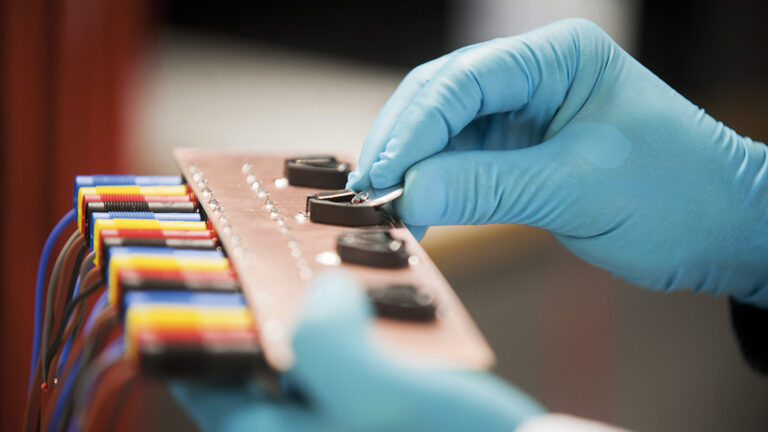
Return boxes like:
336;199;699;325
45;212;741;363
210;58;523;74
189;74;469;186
346;170;359;183
345;171;365;190
393;160;451;227
369;160;402;189
294;271;373;347
345;173;371;191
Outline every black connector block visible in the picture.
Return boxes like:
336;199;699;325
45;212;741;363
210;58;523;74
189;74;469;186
139;342;264;379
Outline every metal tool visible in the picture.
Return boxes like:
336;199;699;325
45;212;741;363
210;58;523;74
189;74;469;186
350;184;404;206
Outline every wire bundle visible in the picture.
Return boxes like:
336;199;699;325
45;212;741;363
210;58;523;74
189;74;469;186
25;175;261;431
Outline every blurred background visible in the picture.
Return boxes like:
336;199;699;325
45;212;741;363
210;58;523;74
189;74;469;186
2;1;767;431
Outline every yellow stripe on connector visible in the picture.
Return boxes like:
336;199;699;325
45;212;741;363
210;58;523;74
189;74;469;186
93;219;207;265
107;254;230;305
77;185;188;233
124;306;253;355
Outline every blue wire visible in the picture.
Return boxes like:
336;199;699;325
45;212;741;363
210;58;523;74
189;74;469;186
57;276;88;375
29;209;76;391
48;355;81;432
57;338;124;431
84;291;108;334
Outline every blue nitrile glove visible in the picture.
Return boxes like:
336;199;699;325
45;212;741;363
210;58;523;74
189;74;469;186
346;18;768;308
170;272;544;431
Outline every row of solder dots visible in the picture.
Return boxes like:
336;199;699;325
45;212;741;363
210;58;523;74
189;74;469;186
187;162;303;343
186;163;247;264
188;162;354;281
241;164;418;271
239;162;327;282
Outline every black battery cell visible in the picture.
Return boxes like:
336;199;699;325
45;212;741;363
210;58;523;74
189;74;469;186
367;284;436;322
284;155;350;189
337;230;410;268
306;189;387;226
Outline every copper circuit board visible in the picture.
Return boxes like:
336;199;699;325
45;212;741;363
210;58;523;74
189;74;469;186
174;149;494;371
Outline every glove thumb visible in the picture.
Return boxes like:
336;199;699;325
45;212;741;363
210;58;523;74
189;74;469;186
394;143;578;232
289;271;402;425
289;272;546;432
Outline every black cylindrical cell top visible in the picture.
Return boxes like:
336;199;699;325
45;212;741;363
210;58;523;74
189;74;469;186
285;155;351;189
337;230;410;268
367;284;436;322
306;189;386;227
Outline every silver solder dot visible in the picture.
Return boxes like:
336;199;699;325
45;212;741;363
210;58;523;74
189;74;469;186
257;189;268;198
192;171;204;182
290;248;302;258
241;163;252;174
275;217;285;226
273;178;289;188
269;208;280;219
316;251;341;266
408;256;420;266
299;267;313;280
221;224;232;234
233;247;244;258
196;180;208;190
219;216;229;225
279;226;291;234
415;292;434;306
201;187;212;198
208;197;219;207
389;240;402;251
231;234;241;245
287;239;299;249
213;205;223;215
264;200;274;210
246;174;257;184
294;212;307;223
188;162;198;172
250;181;262;191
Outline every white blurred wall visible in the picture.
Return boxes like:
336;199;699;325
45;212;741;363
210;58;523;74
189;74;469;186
127;32;404;174
451;0;640;53
129;1;639;174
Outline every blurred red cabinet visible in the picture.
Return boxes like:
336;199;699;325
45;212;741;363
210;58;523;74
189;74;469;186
1;0;146;429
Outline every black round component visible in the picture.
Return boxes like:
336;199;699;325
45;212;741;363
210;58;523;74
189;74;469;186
306;190;386;226
285;155;350;189
337;231;409;268
367;284;436;322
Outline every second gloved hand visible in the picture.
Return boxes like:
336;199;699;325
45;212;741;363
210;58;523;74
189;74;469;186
170;272;544;432
347;19;768;307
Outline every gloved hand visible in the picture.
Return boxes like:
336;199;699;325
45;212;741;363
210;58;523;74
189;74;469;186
170;272;544;431
347;18;768;307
